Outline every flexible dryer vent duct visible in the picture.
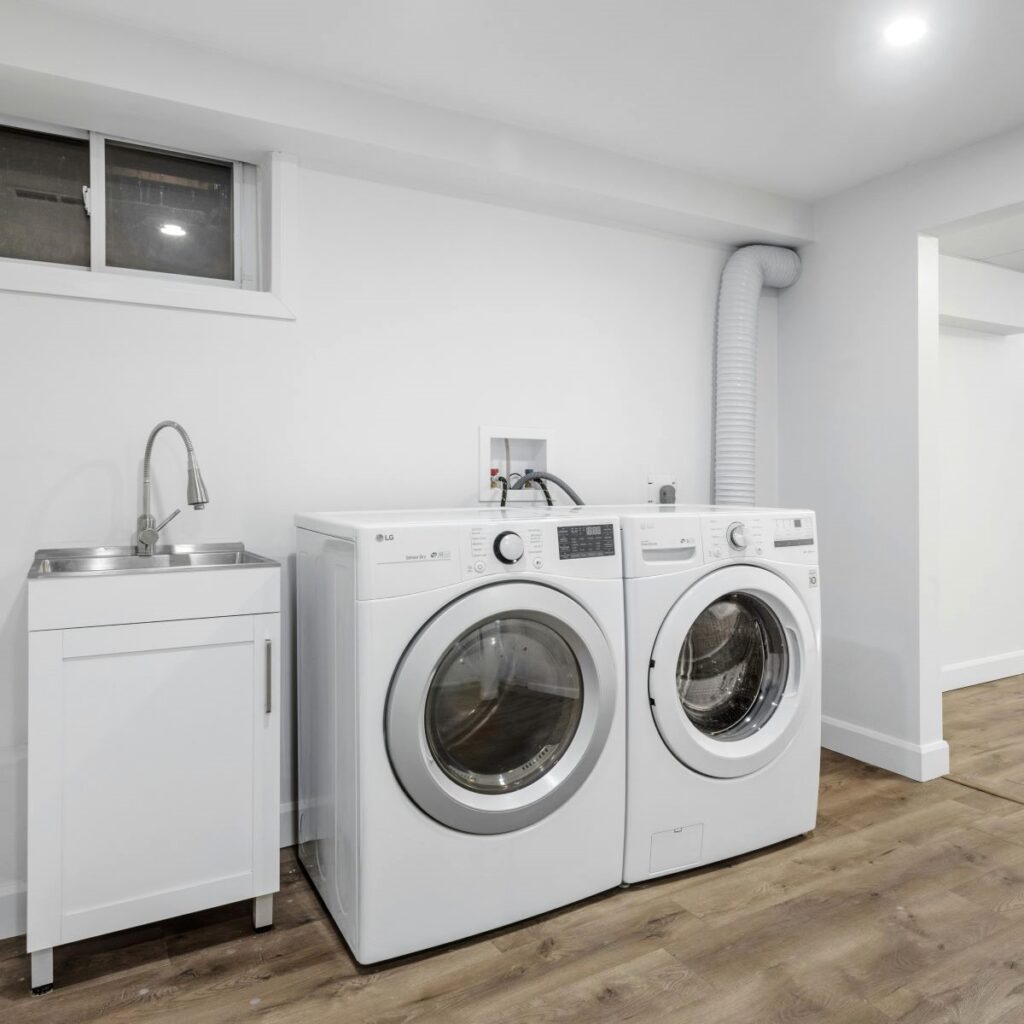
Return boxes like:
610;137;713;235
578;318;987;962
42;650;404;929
714;244;801;506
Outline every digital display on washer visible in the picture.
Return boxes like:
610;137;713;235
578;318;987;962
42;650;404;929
557;523;616;559
774;516;815;548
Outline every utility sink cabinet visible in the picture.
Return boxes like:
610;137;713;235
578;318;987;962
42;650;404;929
25;545;281;993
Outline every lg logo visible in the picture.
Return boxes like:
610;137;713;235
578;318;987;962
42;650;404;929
375;533;395;543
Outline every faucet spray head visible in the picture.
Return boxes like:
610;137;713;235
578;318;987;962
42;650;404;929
187;452;209;509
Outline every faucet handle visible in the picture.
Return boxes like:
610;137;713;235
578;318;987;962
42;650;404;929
138;527;160;550
155;508;182;533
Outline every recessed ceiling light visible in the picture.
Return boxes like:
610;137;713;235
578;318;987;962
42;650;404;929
160;223;187;237
884;16;927;47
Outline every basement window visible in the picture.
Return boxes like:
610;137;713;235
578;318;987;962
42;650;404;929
105;143;237;281
0;125;90;266
0;117;261;292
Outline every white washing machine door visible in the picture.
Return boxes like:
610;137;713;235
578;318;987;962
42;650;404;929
648;565;817;779
386;581;618;834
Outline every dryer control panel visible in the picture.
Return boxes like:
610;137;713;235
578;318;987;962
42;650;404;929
557;523;616;560
462;519;620;583
307;509;622;599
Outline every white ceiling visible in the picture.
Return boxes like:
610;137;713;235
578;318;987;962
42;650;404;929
940;211;1024;272
38;0;1024;201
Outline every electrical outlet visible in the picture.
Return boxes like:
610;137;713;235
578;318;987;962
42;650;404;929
647;474;677;505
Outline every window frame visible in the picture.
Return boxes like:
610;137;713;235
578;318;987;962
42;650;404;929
0;114;289;318
0;115;92;273
94;134;255;290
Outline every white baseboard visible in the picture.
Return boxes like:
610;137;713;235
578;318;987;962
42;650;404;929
0;882;26;942
822;716;949;781
941;651;1024;692
279;800;297;849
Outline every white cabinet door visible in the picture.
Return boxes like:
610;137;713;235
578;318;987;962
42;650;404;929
28;613;280;950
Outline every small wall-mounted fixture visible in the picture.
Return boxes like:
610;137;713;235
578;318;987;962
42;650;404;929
647;474;677;504
479;426;552;502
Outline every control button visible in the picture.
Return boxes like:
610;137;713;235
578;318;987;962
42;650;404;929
493;531;525;564
712;547;722;558
727;522;748;550
532;557;544;569
473;560;486;573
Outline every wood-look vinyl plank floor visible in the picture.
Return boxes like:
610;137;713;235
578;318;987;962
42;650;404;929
946;675;1024;804
4;680;1024;1023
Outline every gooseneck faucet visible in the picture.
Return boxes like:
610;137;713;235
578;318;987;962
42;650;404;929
135;421;210;555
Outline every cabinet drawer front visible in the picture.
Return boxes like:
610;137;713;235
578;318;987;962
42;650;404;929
63;616;254;659
29;566;280;631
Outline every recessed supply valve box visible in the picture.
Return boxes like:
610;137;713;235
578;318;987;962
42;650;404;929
478;426;553;502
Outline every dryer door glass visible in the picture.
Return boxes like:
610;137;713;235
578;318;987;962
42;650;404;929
425;616;584;794
676;593;788;740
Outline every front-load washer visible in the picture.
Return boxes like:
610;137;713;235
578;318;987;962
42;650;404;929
585;504;821;883
295;507;625;963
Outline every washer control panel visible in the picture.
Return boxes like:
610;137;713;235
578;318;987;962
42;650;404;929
702;514;816;562
615;507;817;579
773;515;815;549
704;517;768;559
726;522;748;550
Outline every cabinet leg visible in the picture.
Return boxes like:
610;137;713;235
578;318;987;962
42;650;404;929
253;894;273;932
31;948;53;995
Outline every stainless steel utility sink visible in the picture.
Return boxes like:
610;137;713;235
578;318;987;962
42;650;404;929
29;543;278;579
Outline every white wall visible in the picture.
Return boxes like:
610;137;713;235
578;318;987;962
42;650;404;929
940;256;1024;335
778;122;1024;782
778;205;934;779
0;165;779;937
938;323;1024;690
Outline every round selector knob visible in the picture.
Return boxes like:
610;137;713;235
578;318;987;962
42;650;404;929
727;522;748;551
494;531;525;564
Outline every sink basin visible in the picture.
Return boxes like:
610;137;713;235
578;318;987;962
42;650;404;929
29;543;278;578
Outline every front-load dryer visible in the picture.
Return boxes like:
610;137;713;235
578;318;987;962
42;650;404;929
586;504;821;884
295;508;625;963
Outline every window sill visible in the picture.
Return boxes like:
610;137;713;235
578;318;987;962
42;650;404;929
0;260;295;319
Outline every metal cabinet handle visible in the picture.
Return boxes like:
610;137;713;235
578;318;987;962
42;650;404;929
264;638;272;715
